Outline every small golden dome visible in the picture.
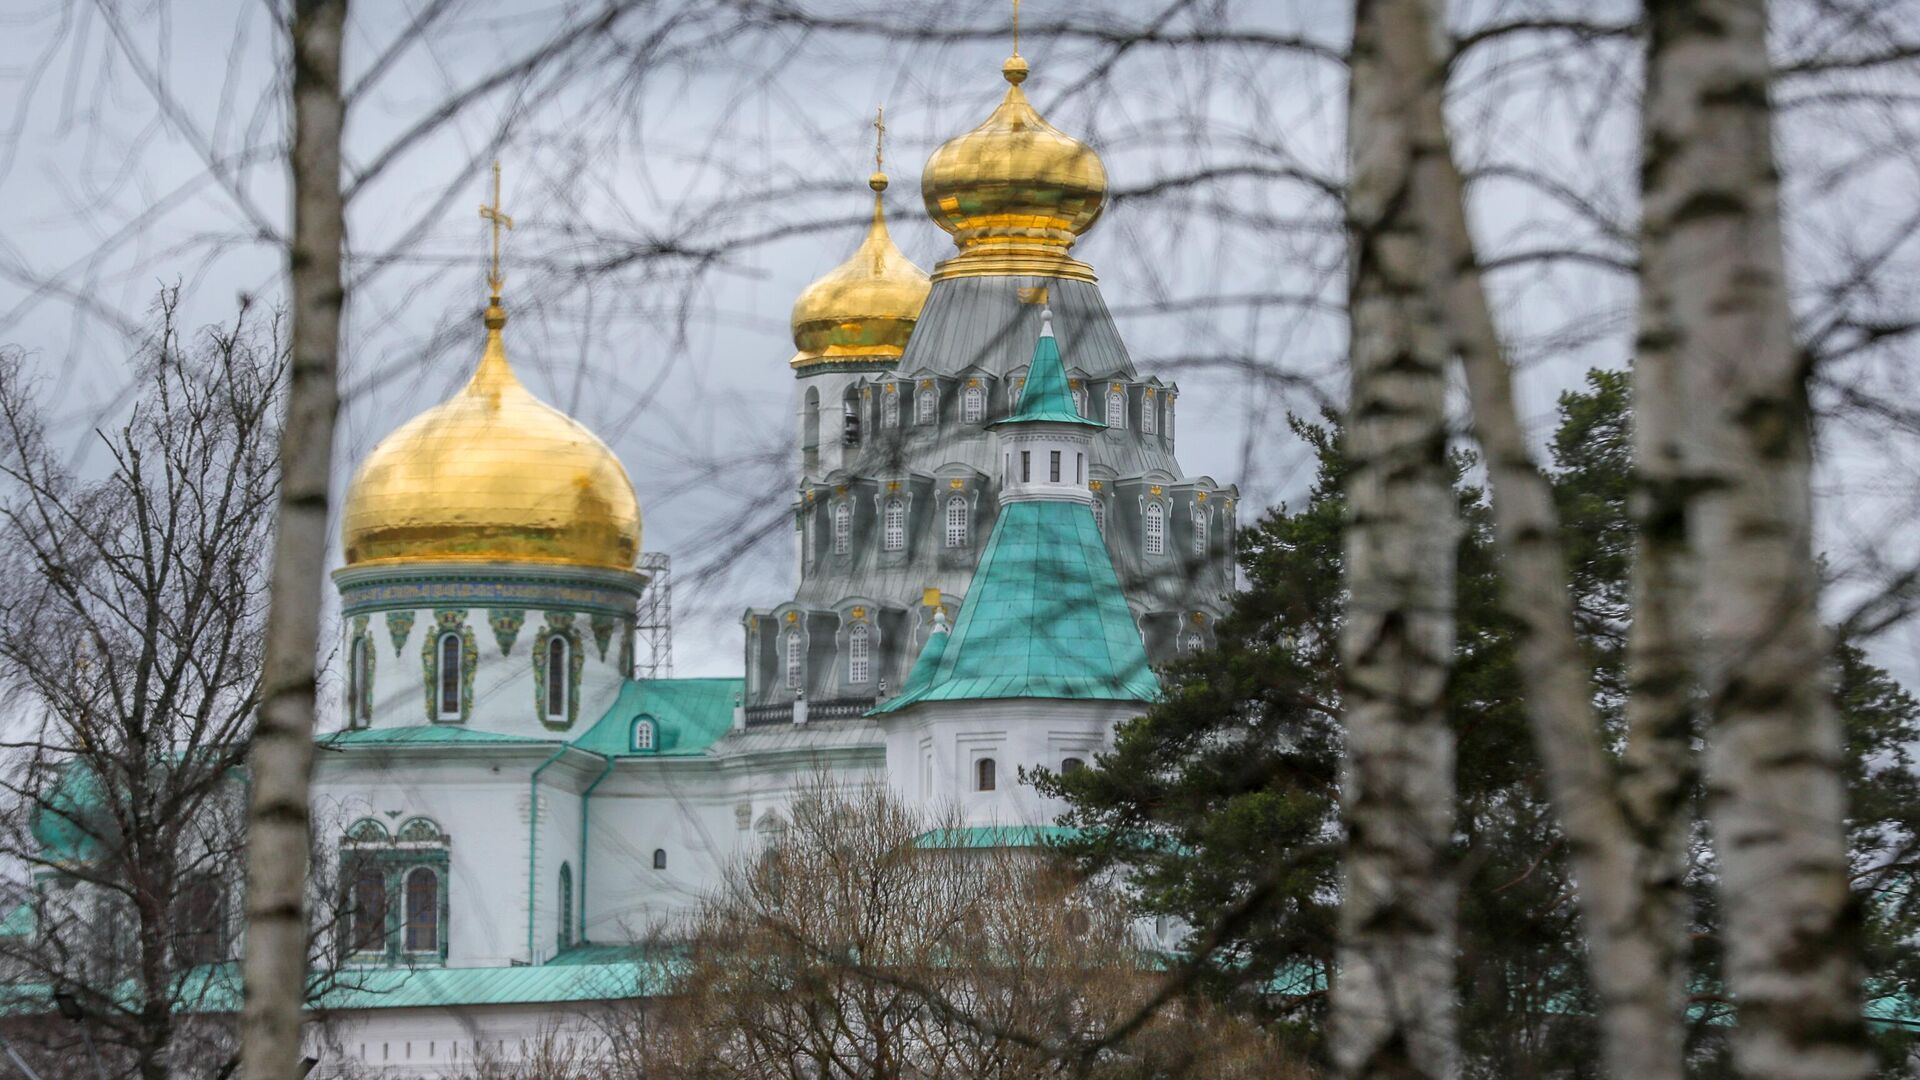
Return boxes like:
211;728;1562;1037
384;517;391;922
789;170;931;368
342;304;642;570
920;54;1107;283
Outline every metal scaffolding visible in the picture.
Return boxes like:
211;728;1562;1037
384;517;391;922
635;552;673;679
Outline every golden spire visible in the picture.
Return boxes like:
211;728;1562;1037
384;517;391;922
478;161;515;330
788;113;930;369
920;2;1107;283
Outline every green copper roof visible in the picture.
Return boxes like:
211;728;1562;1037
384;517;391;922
914;826;1085;849
319;726;556;748
575;677;742;757
994;320;1104;429
873;500;1157;712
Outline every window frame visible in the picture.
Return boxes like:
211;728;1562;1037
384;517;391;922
631;716;657;752
784;627;804;690
945;495;969;548
558;863;574;949
1145;502;1167;556
916;386;937;424
962;384;984;423
403;867;440;954
976;757;997;792
544;636;569;719
436;632;462;720
848;623;871;685
1106;388;1126;428
882;497;906;552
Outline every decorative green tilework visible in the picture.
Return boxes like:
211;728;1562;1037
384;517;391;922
385;609;415;656
533;612;585;730
590;614;616;661
489;609;524;656
873;500;1156;712
421;610;478;724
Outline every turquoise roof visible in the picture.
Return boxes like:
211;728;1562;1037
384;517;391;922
574;677;742;757
31;763;104;864
915;826;1084;849
993;322;1104;429
873;500;1157;712
319;726;556;749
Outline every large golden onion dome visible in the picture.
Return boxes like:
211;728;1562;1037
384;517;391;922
341;303;642;571
790;169;931;368
921;53;1108;283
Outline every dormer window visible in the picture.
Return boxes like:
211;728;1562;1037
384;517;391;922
1071;386;1086;416
631;715;656;752
945;495;969;548
963;385;984;424
1145;502;1166;556
1106;388;1125;428
848;624;871;685
1142;395;1158;435
785;628;804;689
1193;507;1209;559
832;502;851;555
883;388;899;427
916;387;937;424
883;497;906;552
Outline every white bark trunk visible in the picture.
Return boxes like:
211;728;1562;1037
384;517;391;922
1335;1;1459;1075
1644;2;1871;1077
1384;3;1692;1077
241;1;347;1076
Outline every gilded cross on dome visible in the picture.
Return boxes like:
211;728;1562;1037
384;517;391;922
478;161;515;299
873;106;886;173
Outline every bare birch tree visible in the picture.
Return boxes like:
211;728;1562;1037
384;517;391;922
241;1;348;1076
1335;0;1460;1074
1645;2;1873;1077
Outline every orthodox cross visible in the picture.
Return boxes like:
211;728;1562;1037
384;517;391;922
873;106;886;173
1012;0;1020;55
479;161;514;298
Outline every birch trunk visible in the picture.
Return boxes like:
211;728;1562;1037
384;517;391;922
1642;2;1870;1077
1379;3;1692;1077
1334;1;1458;1074
241;0;347;1075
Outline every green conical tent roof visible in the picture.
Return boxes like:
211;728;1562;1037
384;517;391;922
871;499;1157;712
993;313;1104;430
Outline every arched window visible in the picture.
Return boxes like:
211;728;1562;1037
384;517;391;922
558;864;574;948
1142;395;1158;435
1071;385;1086;416
945;496;968;548
1166;397;1176;440
784;628;804;689
1183;631;1205;654
172;876;226;966
916;387;937;424
1062;757;1086;775
963;385;984;423
1145;502;1166;556
351;635;372;728
1106;389;1126;428
1013;378;1026;407
436;633;462;719
976;758;997;792
848;623;870;684
545;636;569;719
348;865;387;954
882;498;905;552
1092;499;1106;537
1192;507;1209;559
842;389;862;447
832;502;851;555
882;387;899;427
404;868;438;952
802;387;820;473
395;817;444;844
631;716;656;752
653;848;667;871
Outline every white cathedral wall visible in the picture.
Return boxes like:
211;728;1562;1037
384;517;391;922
354;605;628;743
310;1002;608;1077
314;749;598;967
878;699;1141;829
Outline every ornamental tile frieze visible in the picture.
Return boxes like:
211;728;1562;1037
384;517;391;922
339;576;641;620
489;609;524;656
385;609;415;656
590;614;616;661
